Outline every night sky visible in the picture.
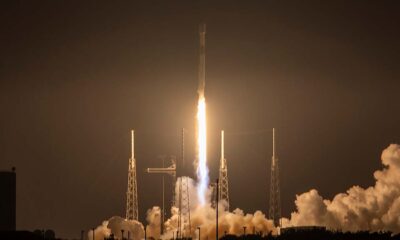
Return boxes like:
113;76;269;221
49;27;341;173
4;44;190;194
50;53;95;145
1;1;400;238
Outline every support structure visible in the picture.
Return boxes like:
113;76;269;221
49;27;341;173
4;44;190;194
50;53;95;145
177;176;191;238
216;178;219;240
147;156;177;233
218;130;230;211
269;128;281;227
126;130;139;220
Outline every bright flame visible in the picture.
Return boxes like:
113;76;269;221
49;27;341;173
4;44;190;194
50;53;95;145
196;96;208;206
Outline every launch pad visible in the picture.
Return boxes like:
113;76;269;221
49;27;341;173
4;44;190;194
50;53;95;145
122;24;281;240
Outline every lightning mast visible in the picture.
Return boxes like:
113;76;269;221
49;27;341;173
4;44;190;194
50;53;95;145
177;176;191;238
269;128;281;227
126;130;139;221
218;130;230;211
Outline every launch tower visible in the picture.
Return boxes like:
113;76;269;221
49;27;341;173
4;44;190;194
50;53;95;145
177;176;191;238
126;130;139;221
218;130;230;211
269;128;281;227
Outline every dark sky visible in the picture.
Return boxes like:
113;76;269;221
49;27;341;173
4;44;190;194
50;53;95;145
1;1;400;238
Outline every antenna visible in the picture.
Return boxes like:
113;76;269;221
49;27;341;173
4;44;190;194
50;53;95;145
182;128;185;168
272;128;275;166
221;130;225;168
131;130;135;160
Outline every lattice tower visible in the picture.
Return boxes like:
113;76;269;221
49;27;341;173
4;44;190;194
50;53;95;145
177;176;191;238
218;130;230;211
126;130;139;220
269;128;281;227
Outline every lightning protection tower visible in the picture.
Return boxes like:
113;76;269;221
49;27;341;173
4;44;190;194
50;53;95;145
269;128;281;227
218;130;230;211
126;130;139;221
177;176;191;238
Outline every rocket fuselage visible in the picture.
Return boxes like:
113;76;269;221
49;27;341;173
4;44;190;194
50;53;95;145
198;23;206;97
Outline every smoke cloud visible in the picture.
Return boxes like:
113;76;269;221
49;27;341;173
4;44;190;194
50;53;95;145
89;144;400;238
146;206;162;239
283;144;400;233
162;177;276;239
88;216;144;240
89;177;275;240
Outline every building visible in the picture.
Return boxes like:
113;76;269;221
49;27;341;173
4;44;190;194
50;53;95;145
0;168;16;231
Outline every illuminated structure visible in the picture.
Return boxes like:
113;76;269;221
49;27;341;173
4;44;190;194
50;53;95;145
126;130;139;221
177;176;191;238
269;128;281;227
218;130;230;211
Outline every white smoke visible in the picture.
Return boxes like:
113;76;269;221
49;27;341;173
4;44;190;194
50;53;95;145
282;144;400;233
88;216;144;240
162;177;276;239
90;144;400;238
89;176;275;240
186;204;276;238
146;206;162;239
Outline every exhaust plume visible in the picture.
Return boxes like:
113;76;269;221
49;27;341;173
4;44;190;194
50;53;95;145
146;206;162;239
88;217;144;240
282;144;400;233
196;23;209;206
88;209;161;240
196;95;208;206
163;177;276;239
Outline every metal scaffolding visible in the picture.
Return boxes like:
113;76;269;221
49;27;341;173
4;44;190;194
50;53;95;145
218;130;230;211
126;130;139;221
177;176;191;238
269;128;281;227
147;156;177;233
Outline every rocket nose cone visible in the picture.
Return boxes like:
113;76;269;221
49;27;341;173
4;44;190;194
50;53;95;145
199;23;206;33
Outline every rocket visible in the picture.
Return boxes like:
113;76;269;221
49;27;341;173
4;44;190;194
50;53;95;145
198;23;206;97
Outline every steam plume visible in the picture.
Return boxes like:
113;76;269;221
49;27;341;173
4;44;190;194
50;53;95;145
146;206;162;239
89;144;400;238
162;177;276;239
88;217;143;240
283;144;400;233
